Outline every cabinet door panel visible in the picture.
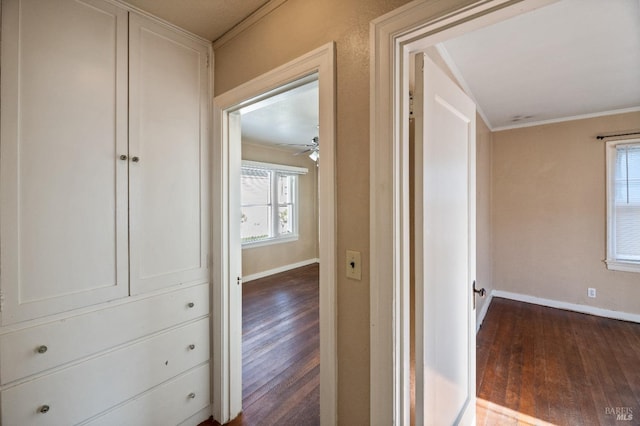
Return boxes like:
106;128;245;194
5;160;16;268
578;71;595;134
129;14;209;294
0;0;129;324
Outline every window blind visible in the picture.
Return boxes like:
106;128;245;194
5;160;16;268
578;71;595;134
614;143;640;261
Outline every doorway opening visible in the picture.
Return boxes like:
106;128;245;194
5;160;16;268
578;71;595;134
212;43;336;425
371;2;559;421
237;77;321;423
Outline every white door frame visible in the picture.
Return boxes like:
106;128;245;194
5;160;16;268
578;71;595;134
369;1;559;424
212;42;337;425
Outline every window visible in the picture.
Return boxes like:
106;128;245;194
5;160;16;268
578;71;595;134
240;161;307;246
606;139;640;272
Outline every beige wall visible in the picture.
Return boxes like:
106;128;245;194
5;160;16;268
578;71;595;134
241;141;319;277
492;111;640;315
475;114;493;320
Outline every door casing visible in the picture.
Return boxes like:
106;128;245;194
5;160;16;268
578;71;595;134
212;42;337;425
369;1;560;424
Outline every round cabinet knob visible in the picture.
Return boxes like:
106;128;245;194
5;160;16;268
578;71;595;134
188;344;196;350
188;393;196;399
187;302;195;308
37;345;48;354
119;154;127;161
39;405;50;414
131;156;140;162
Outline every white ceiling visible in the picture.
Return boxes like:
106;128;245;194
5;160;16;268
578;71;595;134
125;0;269;41
240;80;319;151
439;0;640;130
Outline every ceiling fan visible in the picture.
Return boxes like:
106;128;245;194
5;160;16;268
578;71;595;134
279;136;319;161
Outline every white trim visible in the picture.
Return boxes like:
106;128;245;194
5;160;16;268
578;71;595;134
241;160;308;175
213;42;336;425
476;290;494;333
242;258;320;283
212;0;288;48
605;259;640;273
492;290;640;324
605;138;640;274
370;1;559;424
241;235;298;249
493;106;640;132
112;0;211;44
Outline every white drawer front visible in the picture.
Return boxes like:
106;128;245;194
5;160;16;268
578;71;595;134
0;283;208;385
0;318;209;426
82;362;210;426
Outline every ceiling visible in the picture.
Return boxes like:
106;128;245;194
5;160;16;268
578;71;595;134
439;0;640;130
240;80;319;151
125;0;269;41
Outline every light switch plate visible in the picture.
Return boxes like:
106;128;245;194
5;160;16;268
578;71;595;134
346;250;362;280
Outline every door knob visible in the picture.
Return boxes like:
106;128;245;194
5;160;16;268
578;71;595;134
473;281;486;297
131;156;140;162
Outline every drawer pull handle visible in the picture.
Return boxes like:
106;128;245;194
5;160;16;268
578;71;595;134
188;344;196;350
188;393;196;399
37;345;48;354
39;405;50;414
187;302;195;308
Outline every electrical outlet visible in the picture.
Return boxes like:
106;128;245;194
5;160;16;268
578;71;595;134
588;288;596;298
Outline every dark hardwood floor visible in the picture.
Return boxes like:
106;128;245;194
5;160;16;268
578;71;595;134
477;298;640;426
201;277;640;425
202;263;320;426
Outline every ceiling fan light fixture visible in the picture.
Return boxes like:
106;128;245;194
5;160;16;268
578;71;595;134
309;150;319;162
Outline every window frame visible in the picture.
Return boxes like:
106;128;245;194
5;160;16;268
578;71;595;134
605;138;640;273
240;160;307;248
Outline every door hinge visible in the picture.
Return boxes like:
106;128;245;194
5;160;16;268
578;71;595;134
409;91;414;118
0;289;4;313
206;53;210;68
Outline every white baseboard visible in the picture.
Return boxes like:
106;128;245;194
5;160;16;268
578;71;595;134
476;290;494;333
243;258;320;282
492;290;640;324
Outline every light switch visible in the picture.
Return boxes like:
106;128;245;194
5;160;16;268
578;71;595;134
346;250;362;280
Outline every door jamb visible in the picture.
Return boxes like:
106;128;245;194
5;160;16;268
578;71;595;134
369;1;559;424
212;42;337;425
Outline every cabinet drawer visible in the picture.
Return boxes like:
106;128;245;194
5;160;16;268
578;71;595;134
0;318;209;426
0;283;208;385
82;362;210;426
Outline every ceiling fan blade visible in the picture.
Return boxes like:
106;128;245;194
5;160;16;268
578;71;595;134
293;148;314;156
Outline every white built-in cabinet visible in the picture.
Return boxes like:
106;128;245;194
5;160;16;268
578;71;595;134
0;0;212;424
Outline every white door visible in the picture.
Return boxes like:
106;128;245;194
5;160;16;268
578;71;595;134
0;0;129;324
128;14;210;295
413;53;476;425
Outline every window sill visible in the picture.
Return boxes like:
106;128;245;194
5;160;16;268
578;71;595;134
242;235;299;249
605;259;640;273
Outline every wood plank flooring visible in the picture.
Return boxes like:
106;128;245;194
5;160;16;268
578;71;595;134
477;298;640;426
203;263;320;426
202;278;640;425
